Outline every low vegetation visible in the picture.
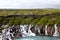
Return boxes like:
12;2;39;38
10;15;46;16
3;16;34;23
0;9;60;16
0;9;60;32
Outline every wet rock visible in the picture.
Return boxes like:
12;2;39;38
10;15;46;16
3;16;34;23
47;26;55;36
58;26;60;36
40;26;45;35
10;25;22;38
30;25;41;35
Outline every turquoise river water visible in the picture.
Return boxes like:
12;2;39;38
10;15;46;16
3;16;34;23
16;36;60;40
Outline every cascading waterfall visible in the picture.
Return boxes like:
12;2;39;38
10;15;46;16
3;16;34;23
45;25;48;35
20;25;36;37
53;24;59;36
0;34;2;40
20;25;29;37
2;25;12;40
10;25;14;38
6;28;12;40
37;27;40;34
2;26;7;40
35;25;40;34
28;25;36;36
1;24;60;40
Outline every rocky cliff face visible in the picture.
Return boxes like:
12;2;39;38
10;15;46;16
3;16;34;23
1;24;60;40
47;26;55;36
58;26;60;36
6;24;60;38
0;13;60;40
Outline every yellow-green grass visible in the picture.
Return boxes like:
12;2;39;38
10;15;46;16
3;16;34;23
0;9;60;16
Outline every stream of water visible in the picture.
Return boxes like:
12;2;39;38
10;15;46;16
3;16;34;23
16;36;60;40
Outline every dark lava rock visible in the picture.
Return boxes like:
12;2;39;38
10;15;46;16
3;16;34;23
47;26;55;36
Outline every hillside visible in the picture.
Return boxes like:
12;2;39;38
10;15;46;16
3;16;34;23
0;9;60;16
0;9;60;32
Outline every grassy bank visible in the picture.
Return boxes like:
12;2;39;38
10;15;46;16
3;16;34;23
0;9;60;32
0;9;60;16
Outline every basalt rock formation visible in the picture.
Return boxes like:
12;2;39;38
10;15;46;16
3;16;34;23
58;26;60;36
47;26;55;36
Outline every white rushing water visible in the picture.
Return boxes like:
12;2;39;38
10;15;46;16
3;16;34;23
45;25;48;35
6;28;12;40
35;25;40;34
38;27;40;34
0;33;2;40
28;25;36;36
2;29;7;40
20;25;36;37
53;24;59;36
2;25;12;40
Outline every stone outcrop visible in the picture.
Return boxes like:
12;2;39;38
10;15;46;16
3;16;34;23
1;24;60;40
58;26;60;36
47;26;55;36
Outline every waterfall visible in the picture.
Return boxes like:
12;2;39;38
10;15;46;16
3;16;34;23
20;25;28;37
53;24;59;36
2;29;7;40
45;25;48;35
20;25;36;37
0;33;2;40
38;28;40;34
6;28;12;40
27;25;36;36
2;25;12;40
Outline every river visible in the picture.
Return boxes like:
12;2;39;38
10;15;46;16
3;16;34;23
16;36;60;40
